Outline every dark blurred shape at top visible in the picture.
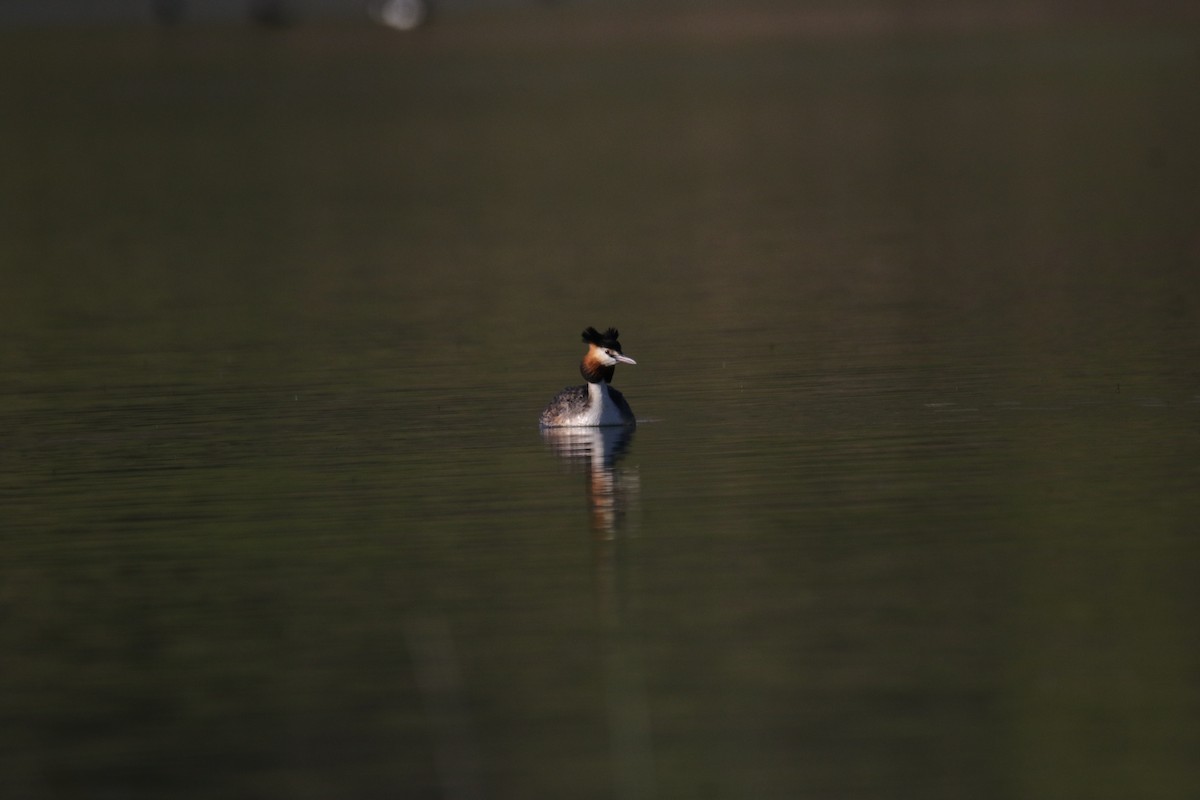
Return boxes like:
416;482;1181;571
150;0;185;25
150;0;296;28
248;0;293;27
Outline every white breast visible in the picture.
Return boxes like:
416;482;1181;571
585;382;627;426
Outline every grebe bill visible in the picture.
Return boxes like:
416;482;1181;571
539;327;637;428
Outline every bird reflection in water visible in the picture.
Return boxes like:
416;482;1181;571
540;425;638;535
541;425;655;795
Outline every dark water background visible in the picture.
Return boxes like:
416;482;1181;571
2;6;1199;798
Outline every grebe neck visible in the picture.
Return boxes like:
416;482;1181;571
580;357;614;384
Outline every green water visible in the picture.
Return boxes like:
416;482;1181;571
2;10;1199;799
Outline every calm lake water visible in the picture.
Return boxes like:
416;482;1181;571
2;7;1199;799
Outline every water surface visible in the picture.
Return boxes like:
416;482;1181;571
2;10;1199;799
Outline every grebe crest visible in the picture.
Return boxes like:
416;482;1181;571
539;327;637;428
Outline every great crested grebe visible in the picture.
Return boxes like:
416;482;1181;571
539;327;637;428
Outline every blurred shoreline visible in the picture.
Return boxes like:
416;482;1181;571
2;0;1199;35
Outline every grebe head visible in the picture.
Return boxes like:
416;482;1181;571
580;326;636;383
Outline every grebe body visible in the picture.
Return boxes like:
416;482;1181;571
540;327;637;428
